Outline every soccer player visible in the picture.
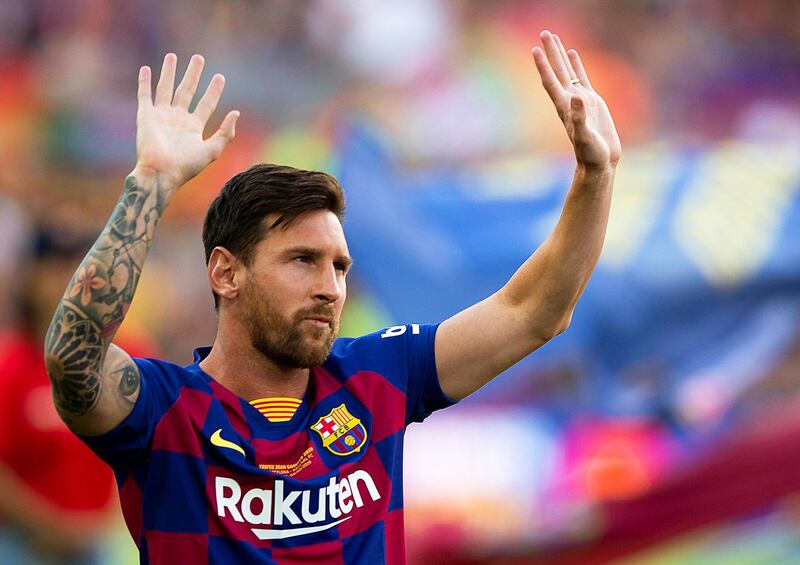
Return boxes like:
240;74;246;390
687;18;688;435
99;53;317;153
45;31;620;563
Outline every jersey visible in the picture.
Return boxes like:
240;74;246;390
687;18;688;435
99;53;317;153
80;323;455;564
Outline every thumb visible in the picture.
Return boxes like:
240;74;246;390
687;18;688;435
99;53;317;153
569;96;586;126
568;96;592;145
208;110;240;158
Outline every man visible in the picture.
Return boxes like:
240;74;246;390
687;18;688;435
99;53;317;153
45;31;620;563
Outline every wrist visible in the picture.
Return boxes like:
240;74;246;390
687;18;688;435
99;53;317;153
129;164;181;195
575;160;617;178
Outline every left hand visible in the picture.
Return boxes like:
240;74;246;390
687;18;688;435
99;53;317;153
532;31;621;169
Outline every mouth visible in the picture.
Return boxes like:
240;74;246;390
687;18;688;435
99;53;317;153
305;317;333;328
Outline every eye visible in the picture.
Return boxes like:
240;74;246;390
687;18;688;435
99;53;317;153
116;366;139;397
294;255;312;264
334;262;348;273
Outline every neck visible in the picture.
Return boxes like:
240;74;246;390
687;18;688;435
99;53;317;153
199;317;309;402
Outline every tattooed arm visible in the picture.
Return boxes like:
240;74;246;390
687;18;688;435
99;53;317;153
45;53;239;435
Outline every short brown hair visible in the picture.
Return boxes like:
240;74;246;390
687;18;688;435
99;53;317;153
202;163;346;307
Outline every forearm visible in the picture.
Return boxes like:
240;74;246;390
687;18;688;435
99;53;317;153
45;168;171;419
501;163;615;336
435;32;621;401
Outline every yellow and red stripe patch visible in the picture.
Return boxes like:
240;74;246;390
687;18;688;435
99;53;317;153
249;397;302;423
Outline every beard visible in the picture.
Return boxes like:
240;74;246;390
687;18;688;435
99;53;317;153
240;278;339;370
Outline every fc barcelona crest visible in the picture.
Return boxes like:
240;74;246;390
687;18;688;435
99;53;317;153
311;404;368;456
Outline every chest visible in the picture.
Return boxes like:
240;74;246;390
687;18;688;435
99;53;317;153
140;386;402;545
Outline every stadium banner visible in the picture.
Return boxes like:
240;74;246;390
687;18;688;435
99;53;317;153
336;126;800;420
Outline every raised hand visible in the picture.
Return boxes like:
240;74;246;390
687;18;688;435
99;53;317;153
135;53;239;192
532;31;621;169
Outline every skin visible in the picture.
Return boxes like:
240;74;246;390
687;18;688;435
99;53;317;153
45;30;620;436
200;210;351;401
435;31;621;400
45;53;239;435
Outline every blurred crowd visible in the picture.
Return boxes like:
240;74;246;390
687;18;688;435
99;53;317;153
1;0;800;563
3;0;800;344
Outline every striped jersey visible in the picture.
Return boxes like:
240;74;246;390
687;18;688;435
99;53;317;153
81;323;455;564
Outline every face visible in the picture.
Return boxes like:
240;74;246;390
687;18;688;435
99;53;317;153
238;210;351;369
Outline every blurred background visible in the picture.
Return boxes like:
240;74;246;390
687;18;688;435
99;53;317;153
1;0;800;563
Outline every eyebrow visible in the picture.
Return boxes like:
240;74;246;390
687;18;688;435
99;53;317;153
283;246;353;270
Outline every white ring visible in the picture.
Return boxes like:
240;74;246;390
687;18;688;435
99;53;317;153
570;78;581;86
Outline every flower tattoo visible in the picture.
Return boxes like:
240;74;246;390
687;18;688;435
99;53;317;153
69;264;107;306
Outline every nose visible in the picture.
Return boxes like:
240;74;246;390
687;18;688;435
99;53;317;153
312;263;343;304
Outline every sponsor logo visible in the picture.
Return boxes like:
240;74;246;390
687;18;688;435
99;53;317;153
311;404;368;456
215;470;381;539
210;429;245;457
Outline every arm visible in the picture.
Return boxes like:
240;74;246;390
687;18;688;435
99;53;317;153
435;31;621;401
45;53;239;435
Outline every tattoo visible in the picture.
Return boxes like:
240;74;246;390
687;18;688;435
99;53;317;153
45;303;103;415
114;361;141;405
45;174;162;418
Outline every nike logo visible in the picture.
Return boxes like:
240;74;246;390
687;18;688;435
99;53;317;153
210;429;245;457
252;516;351;540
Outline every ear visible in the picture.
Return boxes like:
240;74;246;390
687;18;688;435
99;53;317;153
208;246;241;303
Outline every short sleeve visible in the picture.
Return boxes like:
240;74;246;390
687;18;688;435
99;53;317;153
401;323;457;424
78;357;187;473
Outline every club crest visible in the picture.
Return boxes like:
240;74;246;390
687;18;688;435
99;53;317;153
311;403;368;456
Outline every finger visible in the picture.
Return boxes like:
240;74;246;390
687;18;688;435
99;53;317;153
207;110;239;158
531;46;564;106
154;53;177;105
540;30;570;86
173;54;205;109
193;73;225;124
553;34;579;83
137;66;152;108
568;49;593;89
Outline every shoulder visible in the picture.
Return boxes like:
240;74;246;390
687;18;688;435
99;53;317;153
329;323;420;354
132;353;206;398
324;324;437;376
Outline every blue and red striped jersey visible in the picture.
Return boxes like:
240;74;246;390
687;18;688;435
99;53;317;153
81;323;455;564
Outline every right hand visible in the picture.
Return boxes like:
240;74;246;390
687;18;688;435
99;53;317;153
134;53;239;192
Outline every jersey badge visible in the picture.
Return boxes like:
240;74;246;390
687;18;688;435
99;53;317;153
311;404;368;456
